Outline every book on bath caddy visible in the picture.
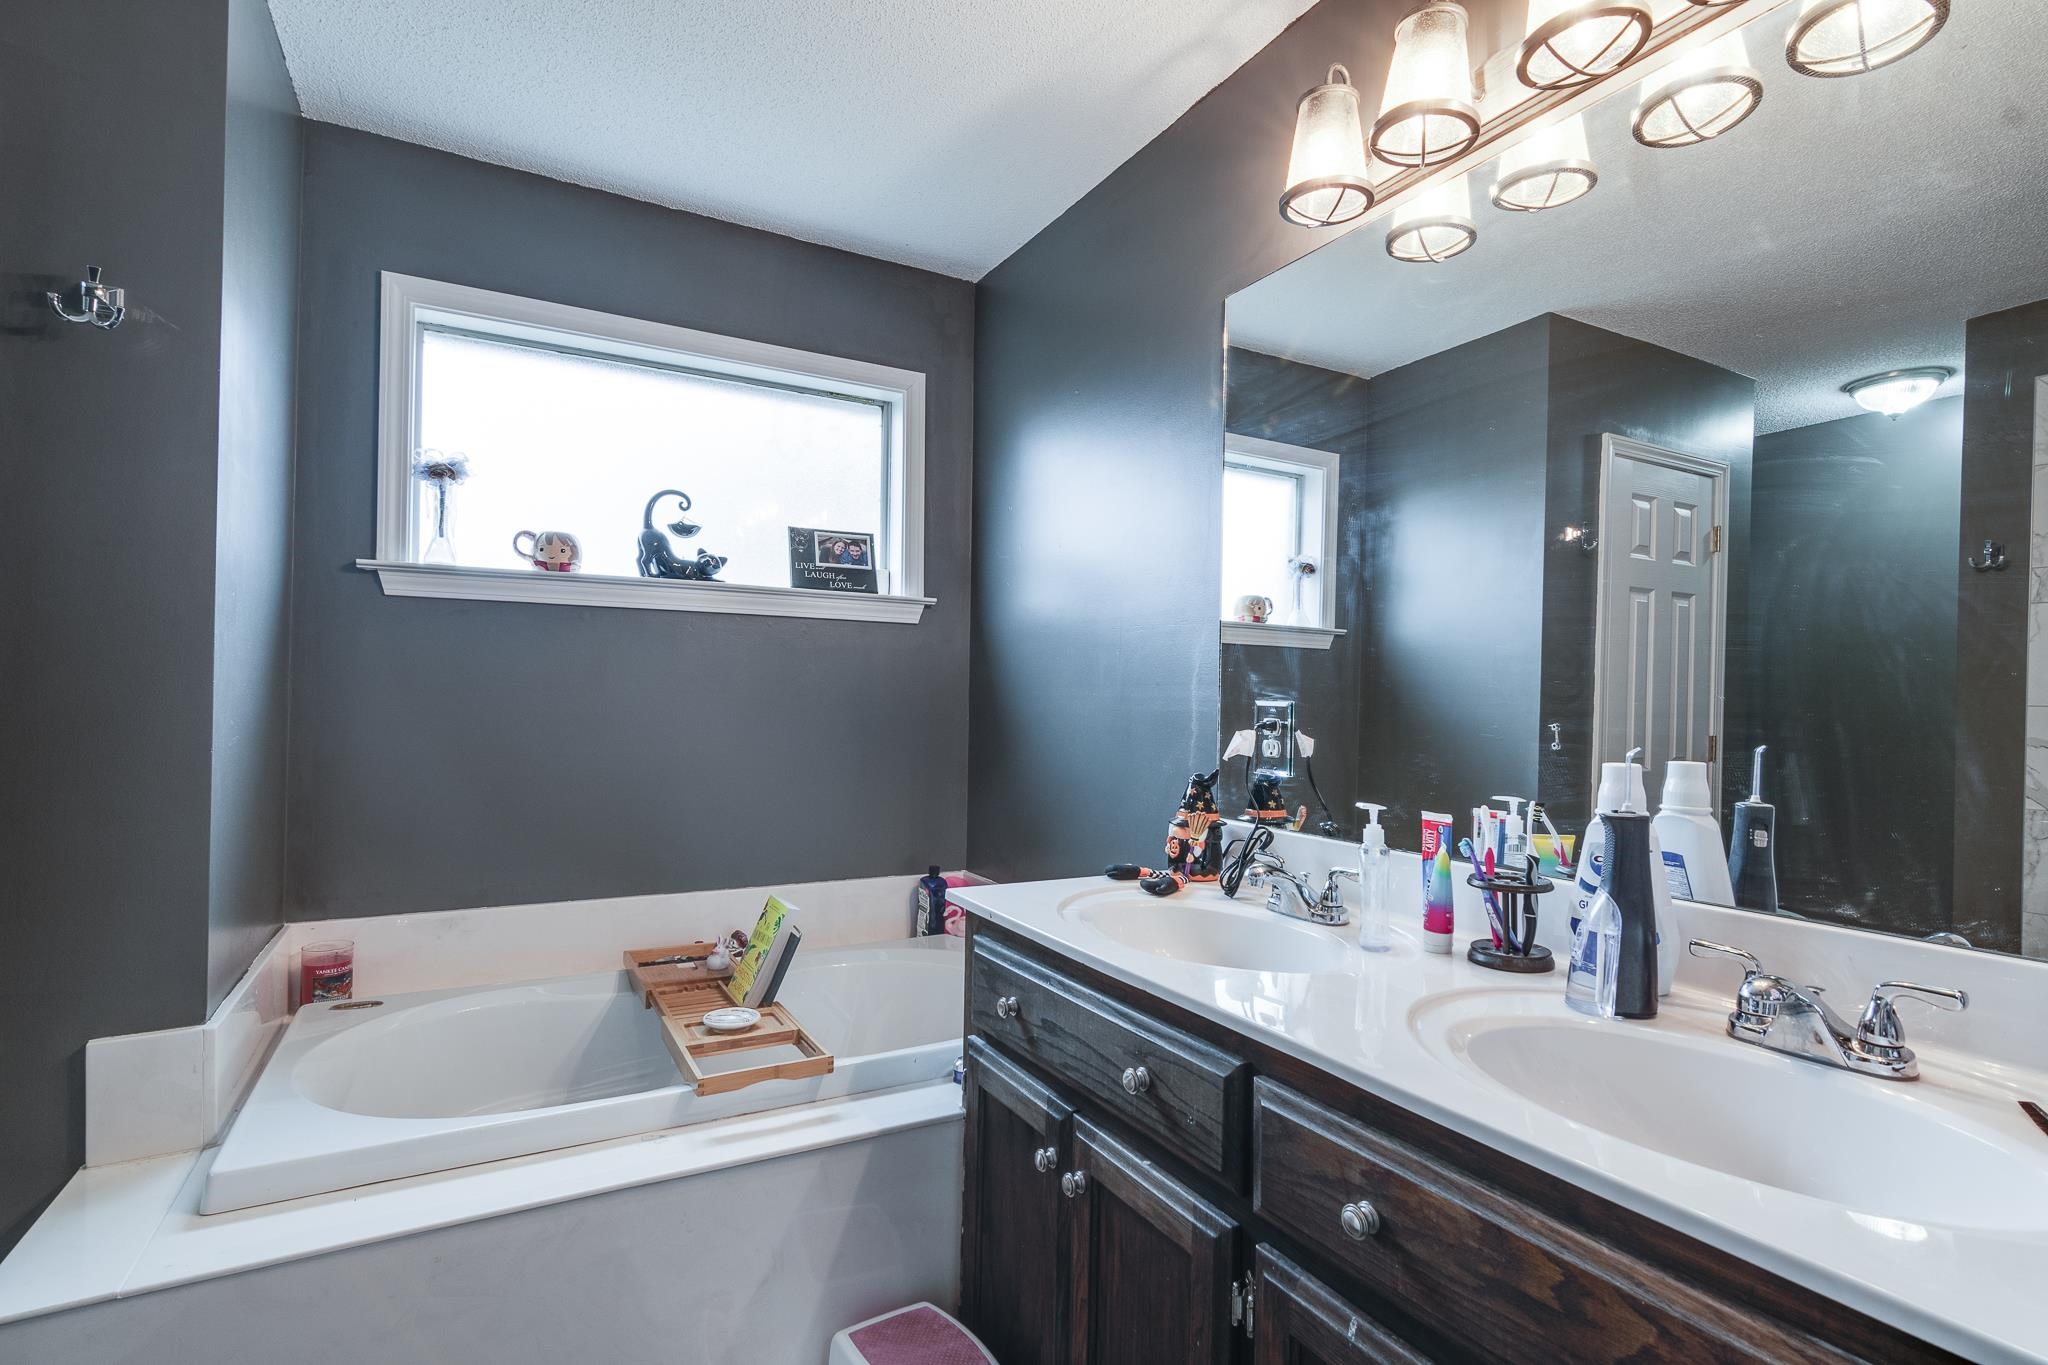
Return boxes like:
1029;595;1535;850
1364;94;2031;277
726;895;804;1008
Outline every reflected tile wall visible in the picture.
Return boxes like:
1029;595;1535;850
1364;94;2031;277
2024;389;2048;958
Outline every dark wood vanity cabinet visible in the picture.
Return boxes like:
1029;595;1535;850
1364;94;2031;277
1066;1116;1239;1365
1251;1244;1428;1365
960;922;1961;1365
962;1037;1072;1365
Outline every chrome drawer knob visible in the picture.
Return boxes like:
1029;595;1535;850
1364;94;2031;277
1033;1146;1057;1173
994;995;1020;1020
1121;1065;1150;1095
1061;1170;1088;1198
1339;1200;1381;1240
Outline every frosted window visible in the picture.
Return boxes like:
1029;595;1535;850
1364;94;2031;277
1220;462;1304;618
414;330;889;587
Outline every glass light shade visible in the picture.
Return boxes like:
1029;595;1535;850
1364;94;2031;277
1787;0;1948;77
1632;31;1764;148
1387;174;1477;263
1845;367;1952;416
1490;114;1598;211
1372;3;1480;168
1280;65;1375;227
1518;0;1652;90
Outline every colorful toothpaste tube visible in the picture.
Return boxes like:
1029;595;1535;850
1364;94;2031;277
1420;811;1456;954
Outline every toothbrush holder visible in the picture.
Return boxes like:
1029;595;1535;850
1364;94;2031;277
1465;869;1556;974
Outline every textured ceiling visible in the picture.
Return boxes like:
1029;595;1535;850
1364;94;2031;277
266;0;1323;280
1228;0;2048;434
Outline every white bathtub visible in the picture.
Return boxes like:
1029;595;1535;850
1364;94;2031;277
203;937;963;1213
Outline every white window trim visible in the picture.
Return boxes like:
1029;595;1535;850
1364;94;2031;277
1220;620;1345;649
359;272;931;622
1219;433;1344;649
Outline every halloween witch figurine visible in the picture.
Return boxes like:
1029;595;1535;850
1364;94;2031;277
1104;770;1224;897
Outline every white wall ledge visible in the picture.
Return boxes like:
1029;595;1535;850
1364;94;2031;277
357;560;933;622
1219;621;1345;649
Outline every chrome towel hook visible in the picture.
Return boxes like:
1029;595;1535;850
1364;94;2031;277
47;265;126;329
1968;539;2008;572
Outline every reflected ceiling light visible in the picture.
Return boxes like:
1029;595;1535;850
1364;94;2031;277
1844;366;1953;417
1632;31;1764;148
1787;0;1949;78
1518;0;1652;90
1387;173;1477;263
1490;114;1598;211
1280;65;1376;227
1371;2;1481;169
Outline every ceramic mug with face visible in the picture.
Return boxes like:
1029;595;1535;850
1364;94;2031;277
513;529;581;573
1234;594;1274;624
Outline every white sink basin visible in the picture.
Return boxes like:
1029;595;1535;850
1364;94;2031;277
1414;991;2048;1232
1056;886;1347;974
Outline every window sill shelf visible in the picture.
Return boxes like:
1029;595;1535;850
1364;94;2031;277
356;561;933;623
1219;621;1344;650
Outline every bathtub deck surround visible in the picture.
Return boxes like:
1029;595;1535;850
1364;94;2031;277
0;1086;961;1361
0;869;979;1335
78;870;962;1170
205;939;961;1211
952;875;2048;1363
0;877;978;1341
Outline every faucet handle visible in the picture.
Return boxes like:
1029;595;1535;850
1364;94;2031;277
1856;981;1968;1053
1688;939;1763;976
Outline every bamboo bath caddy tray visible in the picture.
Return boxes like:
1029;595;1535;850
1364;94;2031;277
625;944;834;1097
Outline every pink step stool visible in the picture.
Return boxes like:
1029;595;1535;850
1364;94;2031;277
827;1303;996;1365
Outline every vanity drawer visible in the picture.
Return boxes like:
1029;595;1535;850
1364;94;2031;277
1252;1079;1850;1364
971;937;1250;1183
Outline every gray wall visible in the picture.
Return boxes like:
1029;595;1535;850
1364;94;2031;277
1220;347;1370;831
284;126;975;918
1952;299;2048;950
1750;399;1960;937
969;0;1431;879
1357;318;1552;845
209;0;302;1006
0;1;232;1253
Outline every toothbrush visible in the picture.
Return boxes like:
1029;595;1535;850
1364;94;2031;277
1459;837;1513;951
1469;809;1507;951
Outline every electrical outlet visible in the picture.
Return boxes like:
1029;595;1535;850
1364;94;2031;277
1252;698;1295;778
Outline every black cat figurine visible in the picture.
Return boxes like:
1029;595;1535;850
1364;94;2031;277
636;489;728;581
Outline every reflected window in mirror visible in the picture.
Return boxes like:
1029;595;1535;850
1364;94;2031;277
1220;436;1337;634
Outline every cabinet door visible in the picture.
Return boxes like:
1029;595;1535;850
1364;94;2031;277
1066;1116;1239;1365
962;1036;1074;1365
1251;1244;1430;1365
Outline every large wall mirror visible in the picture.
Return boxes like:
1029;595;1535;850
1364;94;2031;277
1220;0;2048;955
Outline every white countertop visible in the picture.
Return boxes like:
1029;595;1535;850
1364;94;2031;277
954;872;2048;1364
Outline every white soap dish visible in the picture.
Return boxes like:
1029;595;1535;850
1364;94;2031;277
701;1006;762;1033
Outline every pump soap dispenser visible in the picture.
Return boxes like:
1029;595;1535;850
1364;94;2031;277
1354;802;1394;952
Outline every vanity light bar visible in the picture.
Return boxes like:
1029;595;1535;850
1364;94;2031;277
1280;0;1952;250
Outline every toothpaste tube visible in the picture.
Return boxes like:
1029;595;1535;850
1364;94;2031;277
1420;811;1456;954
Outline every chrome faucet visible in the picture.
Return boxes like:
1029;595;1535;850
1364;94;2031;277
1247;855;1353;926
1688;940;1967;1081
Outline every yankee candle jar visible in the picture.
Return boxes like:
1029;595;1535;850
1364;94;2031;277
300;940;355;1004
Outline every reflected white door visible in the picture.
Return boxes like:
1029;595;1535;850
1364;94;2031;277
1592;436;1729;808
